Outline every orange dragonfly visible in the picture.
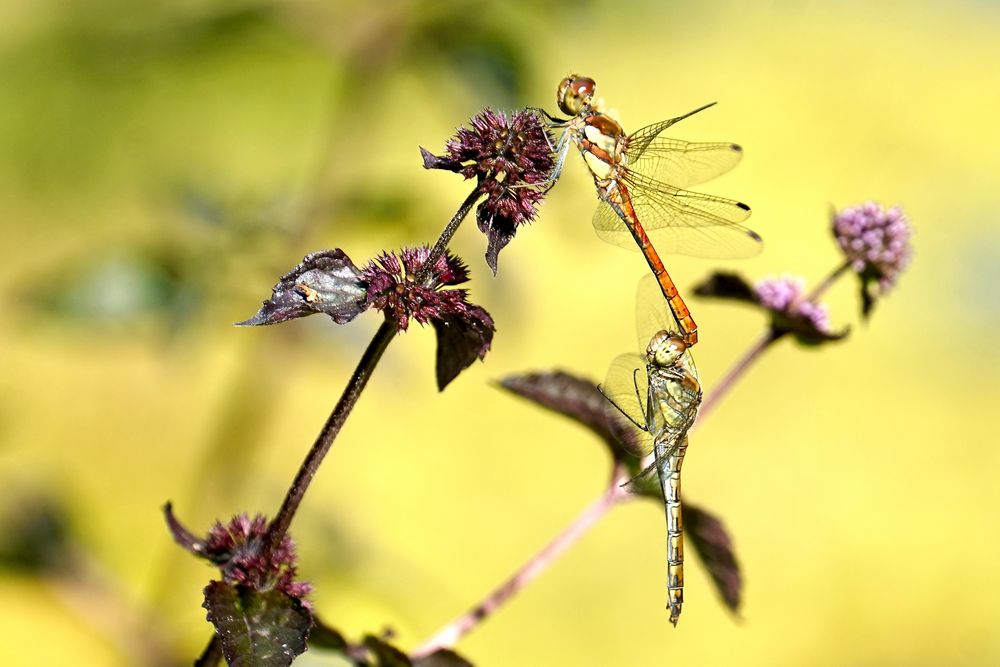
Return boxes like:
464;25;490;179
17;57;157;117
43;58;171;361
543;75;761;346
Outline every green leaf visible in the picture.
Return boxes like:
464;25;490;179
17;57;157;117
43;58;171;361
203;581;311;667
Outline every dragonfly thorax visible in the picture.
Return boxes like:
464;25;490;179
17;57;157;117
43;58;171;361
647;330;687;368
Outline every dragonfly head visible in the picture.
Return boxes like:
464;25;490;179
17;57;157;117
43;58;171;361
647;330;687;368
557;74;595;116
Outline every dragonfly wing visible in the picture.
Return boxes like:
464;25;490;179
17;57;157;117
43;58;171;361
623;171;761;259
624;103;718;157
592;200;637;250
602;352;653;459
625;139;743;190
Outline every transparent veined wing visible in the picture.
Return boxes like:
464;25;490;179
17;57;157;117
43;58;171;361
624;103;718;157
601;351;653;460
592;170;761;259
625;139;743;190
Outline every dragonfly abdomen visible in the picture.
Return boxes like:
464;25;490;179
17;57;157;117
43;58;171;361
658;437;689;626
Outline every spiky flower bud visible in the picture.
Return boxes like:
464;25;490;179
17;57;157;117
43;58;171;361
423;108;555;273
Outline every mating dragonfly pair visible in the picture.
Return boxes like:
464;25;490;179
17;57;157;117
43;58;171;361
539;75;761;624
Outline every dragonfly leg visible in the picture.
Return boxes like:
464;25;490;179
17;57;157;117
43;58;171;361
597;384;647;432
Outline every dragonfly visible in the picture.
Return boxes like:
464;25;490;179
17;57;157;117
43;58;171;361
601;275;703;625
543;74;761;346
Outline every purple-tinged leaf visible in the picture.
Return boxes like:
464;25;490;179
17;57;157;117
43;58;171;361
432;306;495;391
684;503;742;614
498;371;610;440
858;271;879;320
162;502;203;555
774;310;850;346
237;250;367;327
363;635;411;667
203;581;311;667
692;271;757;303
307;617;350;652
413;649;475;667
497;371;640;464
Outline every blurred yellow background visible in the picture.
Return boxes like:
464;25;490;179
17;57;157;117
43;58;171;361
1;0;998;665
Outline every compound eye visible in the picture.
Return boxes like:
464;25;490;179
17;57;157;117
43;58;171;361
557;75;596;115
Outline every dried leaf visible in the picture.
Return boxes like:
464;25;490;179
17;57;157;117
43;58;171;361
432;306;495;391
237;249;367;326
684;503;742;614
203;581;311;667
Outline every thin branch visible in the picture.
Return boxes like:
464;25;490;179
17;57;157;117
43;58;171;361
697;327;781;424
805;258;852;303
413;480;629;657
416;187;482;285
264;317;397;552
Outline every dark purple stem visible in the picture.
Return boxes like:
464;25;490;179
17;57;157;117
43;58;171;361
266;186;480;553
264;317;397;553
415;187;482;286
195;187;481;666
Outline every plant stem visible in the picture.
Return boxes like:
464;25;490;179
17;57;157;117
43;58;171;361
194;186;482;666
697;327;781;424
267;183;480;554
416;187;482;285
806;258;851;303
412;481;628;657
698;257;854;424
265;317;397;552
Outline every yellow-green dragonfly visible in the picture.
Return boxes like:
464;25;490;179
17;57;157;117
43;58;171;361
601;275;703;625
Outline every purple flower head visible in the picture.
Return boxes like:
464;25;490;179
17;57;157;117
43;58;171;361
193;513;312;602
362;246;495;389
755;275;842;344
164;505;309;601
423;108;555;274
362;246;472;330
833;202;913;293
